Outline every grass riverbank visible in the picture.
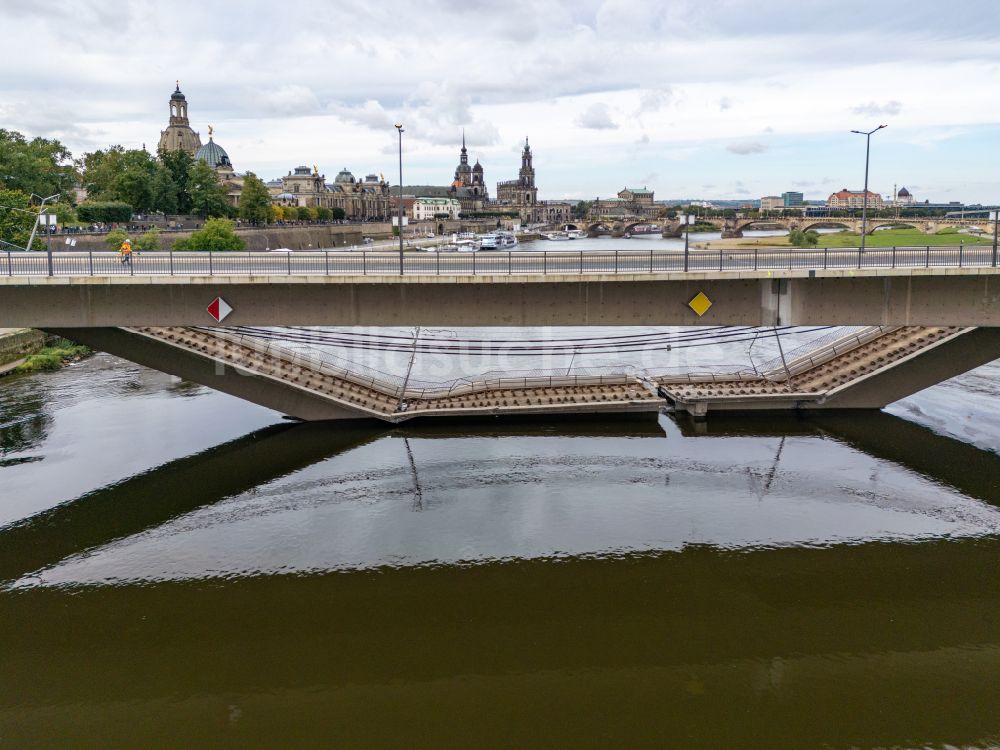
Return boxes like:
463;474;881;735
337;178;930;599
695;228;995;250
15;340;90;373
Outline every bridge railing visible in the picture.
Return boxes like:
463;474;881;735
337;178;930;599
5;244;999;278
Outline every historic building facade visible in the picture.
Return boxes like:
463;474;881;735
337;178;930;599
265;166;391;219
590;187;660;221
157;82;202;156
413;197;461;220
827;189;884;209
449;133;489;212
494;137;571;224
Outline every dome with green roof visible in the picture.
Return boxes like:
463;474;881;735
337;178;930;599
194;136;232;170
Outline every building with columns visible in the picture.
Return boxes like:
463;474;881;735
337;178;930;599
266;166;392;219
157;82;202;156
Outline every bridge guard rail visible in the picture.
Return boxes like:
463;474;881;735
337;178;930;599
5;244;1000;277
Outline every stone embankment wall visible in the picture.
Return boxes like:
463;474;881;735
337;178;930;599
0;329;45;373
51;218;500;253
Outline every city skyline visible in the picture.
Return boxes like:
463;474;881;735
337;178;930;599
3;1;999;202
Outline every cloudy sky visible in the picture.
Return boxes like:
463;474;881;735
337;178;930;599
3;0;999;202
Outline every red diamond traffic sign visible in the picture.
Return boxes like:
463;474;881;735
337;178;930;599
206;296;233;322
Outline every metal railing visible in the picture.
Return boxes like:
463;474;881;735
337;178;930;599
4;244;1000;278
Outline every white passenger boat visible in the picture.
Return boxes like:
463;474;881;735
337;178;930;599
542;231;570;241
497;231;519;248
566;229;587;239
479;233;499;249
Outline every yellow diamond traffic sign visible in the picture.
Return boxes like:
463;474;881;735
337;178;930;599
688;292;713;317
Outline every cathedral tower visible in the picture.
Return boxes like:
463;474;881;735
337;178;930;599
157;81;202;156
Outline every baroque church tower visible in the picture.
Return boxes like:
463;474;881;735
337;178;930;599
157;82;202;156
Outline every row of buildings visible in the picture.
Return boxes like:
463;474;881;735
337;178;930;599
157;83;570;225
759;187;916;212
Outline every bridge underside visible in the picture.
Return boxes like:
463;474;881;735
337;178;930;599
45;325;1000;422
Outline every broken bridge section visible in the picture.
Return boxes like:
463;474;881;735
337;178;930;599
42;324;1000;422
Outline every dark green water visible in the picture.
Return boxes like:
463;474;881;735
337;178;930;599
2;354;1000;748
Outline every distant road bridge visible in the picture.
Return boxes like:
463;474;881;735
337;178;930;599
570;214;995;239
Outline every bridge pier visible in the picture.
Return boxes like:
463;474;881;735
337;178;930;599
721;230;744;239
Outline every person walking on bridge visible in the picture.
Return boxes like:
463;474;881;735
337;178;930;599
119;238;133;266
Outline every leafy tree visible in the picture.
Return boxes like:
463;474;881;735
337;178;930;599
0;129;77;199
77;201;134;223
0;188;43;250
150;165;179;215
238;172;272;225
157;148;194;214
173;218;245;251
315;206;332;221
105;228;128;251
570;200;591;219
135;227;162;252
789;228;820;247
81;146;161;213
331;207;346;221
187;160;230;218
296;206;313;221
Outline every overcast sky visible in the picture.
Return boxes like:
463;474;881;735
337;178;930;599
3;0;999;202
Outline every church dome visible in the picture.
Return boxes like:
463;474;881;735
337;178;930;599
897;186;911;197
194;138;231;169
171;84;186;101
472;160;483;173
335;168;355;183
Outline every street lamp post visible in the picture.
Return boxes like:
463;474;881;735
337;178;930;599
850;125;886;254
395;123;405;275
27;193;61;276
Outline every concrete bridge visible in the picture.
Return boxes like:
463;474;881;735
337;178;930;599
44;324;1000;422
5;248;1000;422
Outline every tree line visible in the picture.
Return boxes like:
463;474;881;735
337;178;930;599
1;128;348;250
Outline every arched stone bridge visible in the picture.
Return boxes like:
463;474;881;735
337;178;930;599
559;215;994;239
659;216;994;239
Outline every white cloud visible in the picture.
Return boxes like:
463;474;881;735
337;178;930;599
576;103;618;130
851;100;902;116
2;0;999;199
726;141;768;155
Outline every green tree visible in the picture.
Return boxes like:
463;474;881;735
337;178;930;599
105;228;128;251
77;201;134;223
314;206;332;221
238;172;272;225
150;165;179;214
81;146;161;213
158;148;194;214
187;160;230;218
173;218;245;251
571;200;591;219
0;129;77;199
331;207;346;221
135;227;162;252
296;206;313;221
789;228;820;247
0;188;43;250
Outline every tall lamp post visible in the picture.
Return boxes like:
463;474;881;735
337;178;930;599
27;193;61;276
850;125;886;254
395;123;405;275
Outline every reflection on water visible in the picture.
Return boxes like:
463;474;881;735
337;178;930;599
3;352;1000;747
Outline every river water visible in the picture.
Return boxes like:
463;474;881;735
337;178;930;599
3;292;1000;746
